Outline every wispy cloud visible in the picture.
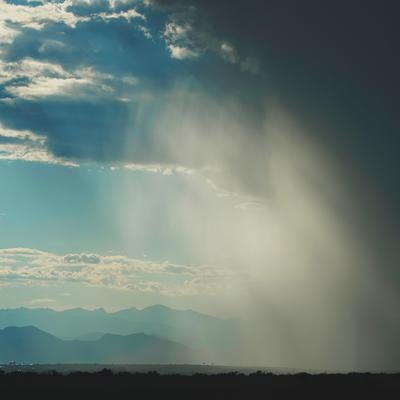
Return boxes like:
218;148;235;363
0;124;78;165
164;19;201;60
98;8;145;22
161;5;260;72
0;58;137;101
123;163;193;176
0;0;86;36
0;0;146;44
28;297;56;307
0;248;231;296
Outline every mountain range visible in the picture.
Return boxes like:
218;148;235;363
0;326;194;364
0;305;240;363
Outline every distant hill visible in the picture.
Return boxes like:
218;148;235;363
0;306;240;362
0;326;194;364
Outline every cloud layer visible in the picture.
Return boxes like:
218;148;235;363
0;123;77;165
0;248;231;296
0;0;261;170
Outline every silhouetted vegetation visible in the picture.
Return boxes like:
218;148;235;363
0;369;399;399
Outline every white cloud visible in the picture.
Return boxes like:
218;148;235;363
98;8;145;22
38;39;67;54
164;21;192;42
164;20;201;60
28;298;56;306
0;123;45;142
0;20;19;45
161;9;260;73
7;75;112;100
0;124;78;166
0;58;65;83
0;58;137;100
0;143;78;165
167;45;199;60
107;0;140;8
123;163;194;176
220;41;238;64
137;24;152;39
0;0;148;45
0;0;87;39
0;248;231;296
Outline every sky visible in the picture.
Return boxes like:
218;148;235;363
0;0;399;369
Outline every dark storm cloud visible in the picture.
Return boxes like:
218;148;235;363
148;0;399;183
143;3;400;353
0;1;266;167
149;0;400;235
1;0;399;210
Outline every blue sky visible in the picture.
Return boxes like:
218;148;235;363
0;159;243;312
0;162;189;259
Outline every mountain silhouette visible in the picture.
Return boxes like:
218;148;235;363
0;306;240;362
0;326;194;364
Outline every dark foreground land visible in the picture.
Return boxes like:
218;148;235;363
1;370;400;399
